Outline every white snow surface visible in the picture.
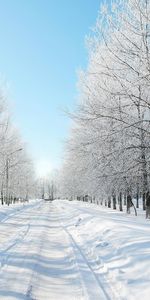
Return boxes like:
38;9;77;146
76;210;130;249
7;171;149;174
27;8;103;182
0;199;149;300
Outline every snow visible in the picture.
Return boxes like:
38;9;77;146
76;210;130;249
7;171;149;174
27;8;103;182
0;199;150;299
54;200;150;300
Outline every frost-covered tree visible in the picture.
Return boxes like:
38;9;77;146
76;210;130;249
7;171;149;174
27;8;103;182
60;0;150;213
0;88;36;205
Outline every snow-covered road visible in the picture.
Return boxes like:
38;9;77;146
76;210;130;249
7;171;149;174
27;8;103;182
0;201;83;299
0;199;150;300
0;201;107;300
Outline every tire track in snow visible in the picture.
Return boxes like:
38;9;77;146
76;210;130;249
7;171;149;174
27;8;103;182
59;219;111;300
0;202;43;271
57;203;123;300
26;204;85;300
0;202;46;299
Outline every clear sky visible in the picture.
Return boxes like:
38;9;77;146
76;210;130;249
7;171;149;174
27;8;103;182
0;0;101;177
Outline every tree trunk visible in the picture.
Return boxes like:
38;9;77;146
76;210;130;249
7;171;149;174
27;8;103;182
136;192;139;209
143;192;146;211
108;196;111;208
124;193;127;206
1;189;4;205
112;195;116;209
119;192;123;211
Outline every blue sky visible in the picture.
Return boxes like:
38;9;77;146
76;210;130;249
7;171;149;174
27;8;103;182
0;0;101;176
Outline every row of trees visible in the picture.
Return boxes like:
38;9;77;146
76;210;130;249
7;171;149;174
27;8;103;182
35;170;59;200
0;88;35;205
59;0;150;212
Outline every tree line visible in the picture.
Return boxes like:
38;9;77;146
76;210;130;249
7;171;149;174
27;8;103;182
59;0;150;215
0;87;35;205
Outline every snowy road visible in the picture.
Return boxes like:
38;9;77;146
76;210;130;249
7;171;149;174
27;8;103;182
0;201;107;300
0;200;150;300
0;202;81;299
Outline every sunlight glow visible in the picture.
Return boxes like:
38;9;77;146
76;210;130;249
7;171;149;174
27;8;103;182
35;159;52;178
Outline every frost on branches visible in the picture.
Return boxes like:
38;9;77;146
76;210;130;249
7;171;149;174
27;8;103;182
0;88;35;205
60;0;150;215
